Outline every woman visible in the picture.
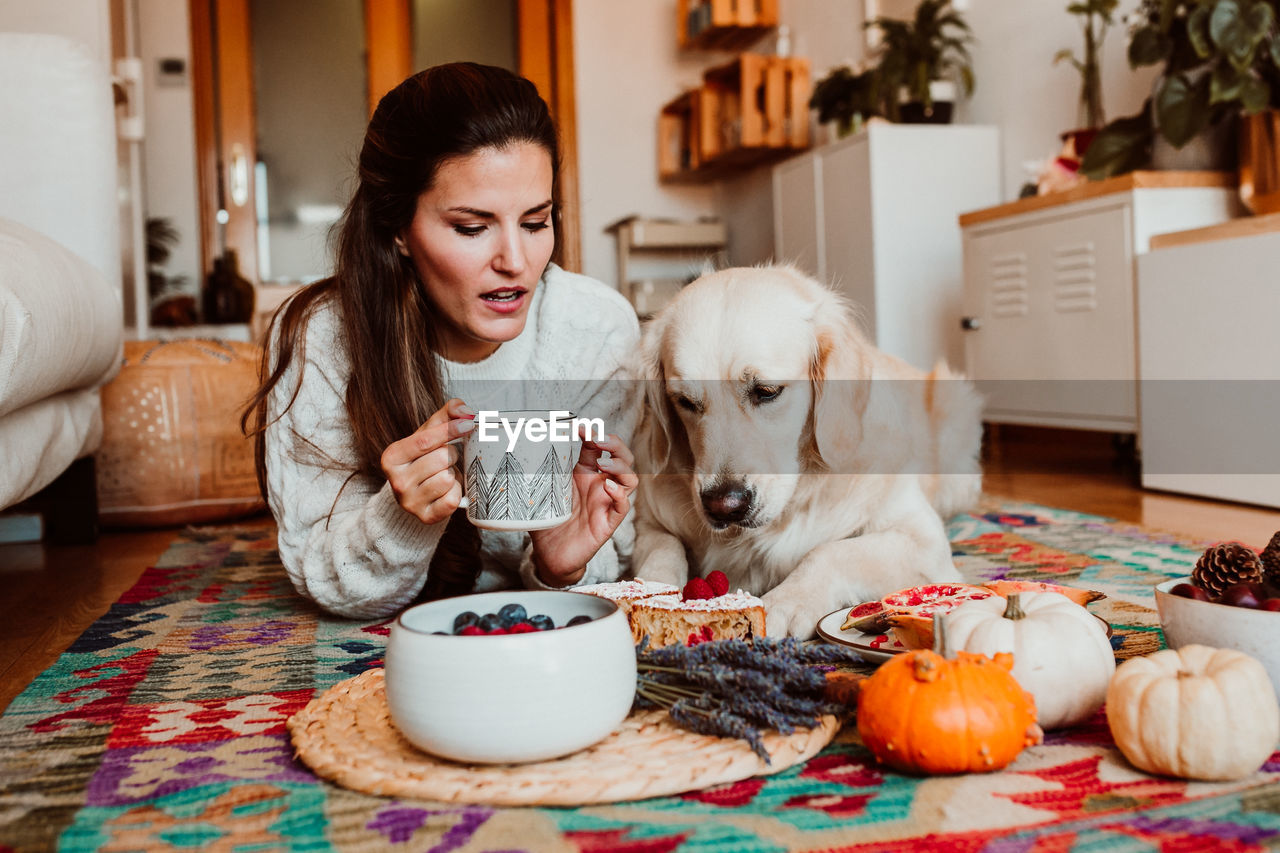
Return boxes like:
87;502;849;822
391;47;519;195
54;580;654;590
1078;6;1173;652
244;63;640;619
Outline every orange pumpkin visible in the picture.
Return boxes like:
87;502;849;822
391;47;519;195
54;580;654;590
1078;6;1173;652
856;649;1044;775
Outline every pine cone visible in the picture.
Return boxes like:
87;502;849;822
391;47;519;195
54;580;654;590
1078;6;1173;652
1191;542;1263;597
1261;530;1280;589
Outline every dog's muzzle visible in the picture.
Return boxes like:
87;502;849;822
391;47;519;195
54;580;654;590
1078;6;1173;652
700;481;755;529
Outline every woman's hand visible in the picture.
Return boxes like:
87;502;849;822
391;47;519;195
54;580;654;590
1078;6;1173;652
380;398;475;524
528;431;639;586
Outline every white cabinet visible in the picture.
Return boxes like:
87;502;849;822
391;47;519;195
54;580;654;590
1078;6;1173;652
959;173;1243;431
773;123;1000;370
1137;218;1280;508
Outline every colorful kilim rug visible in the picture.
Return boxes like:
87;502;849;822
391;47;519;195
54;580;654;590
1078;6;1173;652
3;500;1279;852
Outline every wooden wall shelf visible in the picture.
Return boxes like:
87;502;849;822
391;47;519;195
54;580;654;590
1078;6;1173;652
659;90;708;178
677;0;779;51
658;53;809;184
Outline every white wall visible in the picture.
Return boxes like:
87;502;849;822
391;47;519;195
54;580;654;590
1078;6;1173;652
0;0;203;303
960;0;1159;199
571;1;719;287
579;0;1161;274
780;0;867;84
719;0;867;267
138;0;201;297
0;0;112;64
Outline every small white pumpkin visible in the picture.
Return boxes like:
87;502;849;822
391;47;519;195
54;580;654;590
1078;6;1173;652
1106;644;1280;781
942;591;1115;730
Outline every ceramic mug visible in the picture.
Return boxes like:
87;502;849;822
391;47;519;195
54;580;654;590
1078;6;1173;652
455;409;582;531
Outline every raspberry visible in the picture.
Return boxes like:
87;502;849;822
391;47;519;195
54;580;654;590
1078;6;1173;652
458;625;486;636
686;625;714;646
486;627;509;635
507;621;537;633
682;577;714;600
707;570;729;597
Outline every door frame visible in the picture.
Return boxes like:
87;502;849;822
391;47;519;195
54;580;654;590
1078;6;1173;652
189;0;581;282
518;0;580;273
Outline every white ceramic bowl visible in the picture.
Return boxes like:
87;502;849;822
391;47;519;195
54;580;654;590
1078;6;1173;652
384;589;636;764
1154;577;1280;702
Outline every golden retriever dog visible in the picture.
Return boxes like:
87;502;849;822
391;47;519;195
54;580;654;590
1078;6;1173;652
631;266;983;638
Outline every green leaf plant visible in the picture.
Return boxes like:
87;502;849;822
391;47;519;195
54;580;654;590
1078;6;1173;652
1082;0;1280;179
809;1;975;129
1057;0;1121;130
869;0;975;121
809;63;884;136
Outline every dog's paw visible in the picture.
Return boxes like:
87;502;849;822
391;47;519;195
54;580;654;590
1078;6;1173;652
762;590;823;639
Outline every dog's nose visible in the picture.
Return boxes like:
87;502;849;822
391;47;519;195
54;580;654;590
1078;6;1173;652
701;483;753;525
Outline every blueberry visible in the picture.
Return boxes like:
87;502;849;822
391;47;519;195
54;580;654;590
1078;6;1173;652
497;603;528;627
566;614;592;627
478;613;504;632
453;611;479;633
529;614;555;631
432;631;448;635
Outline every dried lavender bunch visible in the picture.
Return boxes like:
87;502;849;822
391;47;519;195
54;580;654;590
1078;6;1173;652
668;696;767;760
634;637;863;763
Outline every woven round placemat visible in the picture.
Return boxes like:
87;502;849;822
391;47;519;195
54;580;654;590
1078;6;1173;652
288;668;841;806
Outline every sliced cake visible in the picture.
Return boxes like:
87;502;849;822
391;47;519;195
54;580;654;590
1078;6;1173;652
628;590;766;648
577;572;766;648
572;579;678;618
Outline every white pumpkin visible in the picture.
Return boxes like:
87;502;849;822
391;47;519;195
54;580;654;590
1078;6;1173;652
1106;644;1280;781
942;591;1115;730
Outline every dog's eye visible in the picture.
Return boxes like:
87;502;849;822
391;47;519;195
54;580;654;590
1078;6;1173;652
751;384;784;404
674;394;701;413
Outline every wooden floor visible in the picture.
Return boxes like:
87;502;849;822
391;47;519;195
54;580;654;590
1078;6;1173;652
1;426;1277;713
983;426;1279;546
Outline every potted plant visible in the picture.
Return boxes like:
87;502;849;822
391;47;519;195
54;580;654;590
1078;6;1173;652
1055;0;1120;156
809;62;884;138
1084;0;1278;212
866;0;975;123
145;217;195;327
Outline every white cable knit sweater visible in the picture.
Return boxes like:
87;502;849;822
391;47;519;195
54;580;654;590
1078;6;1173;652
265;264;642;619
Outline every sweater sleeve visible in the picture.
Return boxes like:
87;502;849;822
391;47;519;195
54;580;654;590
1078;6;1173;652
264;308;445;619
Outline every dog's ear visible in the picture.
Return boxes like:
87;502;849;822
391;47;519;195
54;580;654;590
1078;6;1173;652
804;292;872;472
635;314;680;475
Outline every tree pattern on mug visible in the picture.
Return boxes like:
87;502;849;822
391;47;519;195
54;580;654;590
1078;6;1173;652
465;447;573;521
553;447;572;517
488;453;530;520
529;448;559;519
465;456;492;517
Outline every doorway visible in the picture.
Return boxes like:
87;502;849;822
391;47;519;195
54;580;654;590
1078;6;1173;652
190;0;580;298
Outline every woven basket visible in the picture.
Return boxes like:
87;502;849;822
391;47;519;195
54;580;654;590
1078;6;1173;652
96;339;265;526
289;668;842;806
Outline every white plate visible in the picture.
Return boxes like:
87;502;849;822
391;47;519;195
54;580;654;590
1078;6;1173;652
814;606;1115;665
815;608;909;664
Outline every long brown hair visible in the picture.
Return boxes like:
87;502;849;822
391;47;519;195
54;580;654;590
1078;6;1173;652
243;62;561;499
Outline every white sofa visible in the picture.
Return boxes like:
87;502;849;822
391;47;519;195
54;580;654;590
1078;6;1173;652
0;33;124;513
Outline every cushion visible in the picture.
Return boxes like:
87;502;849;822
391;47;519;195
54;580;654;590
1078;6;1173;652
96;340;266;527
0;217;123;419
0;386;103;508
